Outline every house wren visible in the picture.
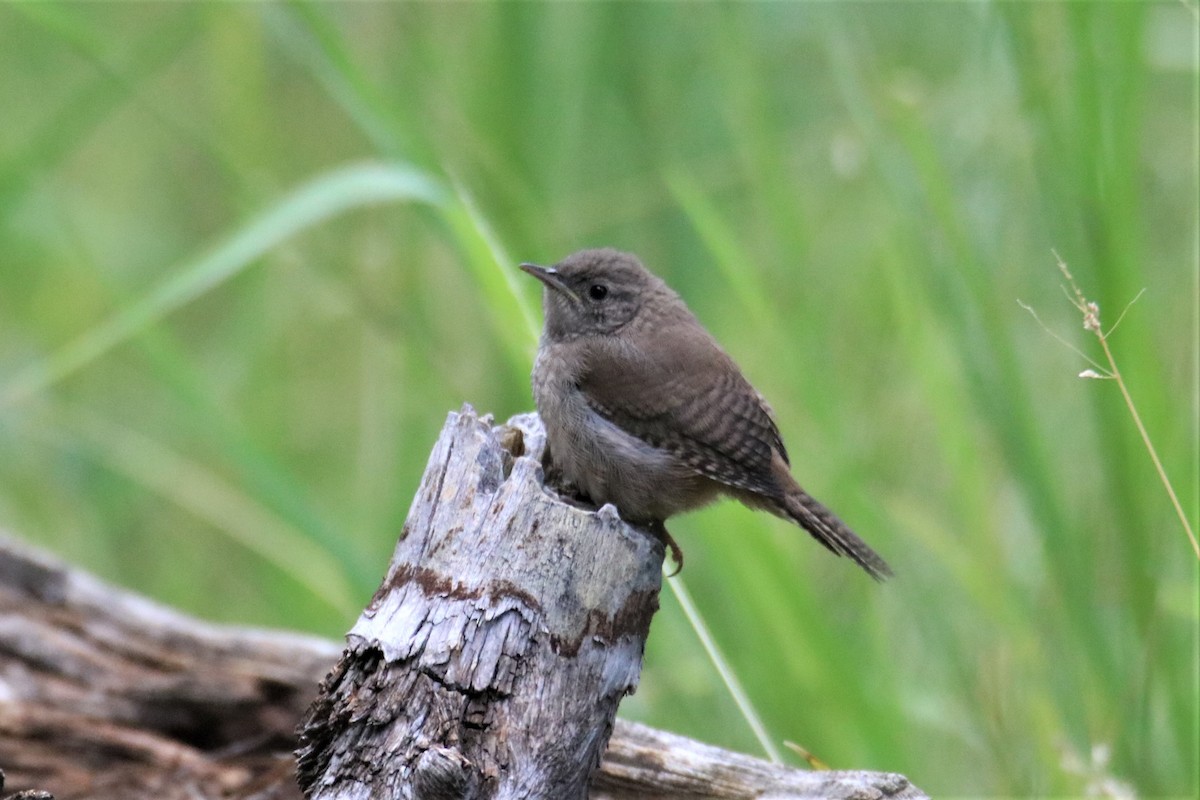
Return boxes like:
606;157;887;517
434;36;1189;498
520;248;892;580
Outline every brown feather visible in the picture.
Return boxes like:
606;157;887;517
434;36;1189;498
578;324;787;498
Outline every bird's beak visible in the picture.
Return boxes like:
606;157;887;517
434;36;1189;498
520;263;580;303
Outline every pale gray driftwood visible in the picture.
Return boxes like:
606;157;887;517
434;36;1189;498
594;720;918;800
296;406;666;799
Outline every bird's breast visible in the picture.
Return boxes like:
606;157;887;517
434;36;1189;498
531;342;718;523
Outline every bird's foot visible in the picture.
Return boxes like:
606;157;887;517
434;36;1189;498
647;520;684;577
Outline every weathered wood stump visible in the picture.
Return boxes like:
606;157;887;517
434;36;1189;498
0;406;927;800
296;407;665;799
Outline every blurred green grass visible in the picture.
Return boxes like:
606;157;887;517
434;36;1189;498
0;2;1196;797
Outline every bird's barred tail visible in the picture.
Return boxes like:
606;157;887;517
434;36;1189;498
782;489;893;581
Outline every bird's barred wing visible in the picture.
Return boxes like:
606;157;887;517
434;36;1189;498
579;330;789;496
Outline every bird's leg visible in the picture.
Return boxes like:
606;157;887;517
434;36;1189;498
647;520;684;577
539;446;606;513
539;441;562;488
541;443;684;574
540;444;582;504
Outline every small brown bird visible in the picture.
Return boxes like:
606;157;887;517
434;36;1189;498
520;248;891;580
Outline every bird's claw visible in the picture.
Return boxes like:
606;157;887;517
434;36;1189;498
648;521;684;577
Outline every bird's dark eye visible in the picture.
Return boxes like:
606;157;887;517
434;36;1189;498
588;284;608;301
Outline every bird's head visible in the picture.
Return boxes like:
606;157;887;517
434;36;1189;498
520;248;676;340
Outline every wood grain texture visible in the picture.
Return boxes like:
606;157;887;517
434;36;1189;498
297;406;665;799
0;533;337;800
0;407;926;800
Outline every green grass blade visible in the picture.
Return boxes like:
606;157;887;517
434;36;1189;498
1;162;446;410
665;168;780;333
440;180;542;354
54;404;359;617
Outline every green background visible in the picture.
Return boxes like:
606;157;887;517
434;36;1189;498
1;2;1196;797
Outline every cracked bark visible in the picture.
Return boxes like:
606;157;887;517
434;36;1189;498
0;406;926;800
296;407;665;799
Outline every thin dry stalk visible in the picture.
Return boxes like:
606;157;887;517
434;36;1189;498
1027;251;1199;560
